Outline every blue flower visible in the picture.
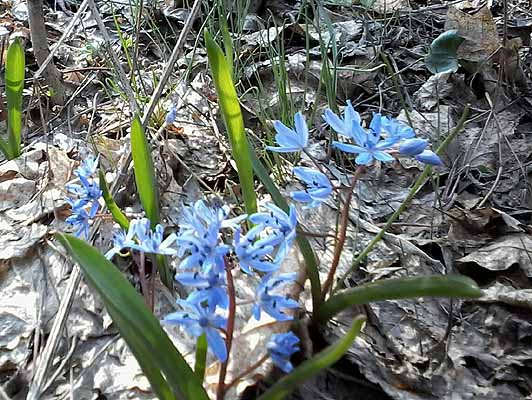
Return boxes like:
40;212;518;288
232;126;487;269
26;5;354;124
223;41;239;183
380;115;415;139
176;269;228;309
399;138;428;156
290;167;332;208
65;206;91;239
65;155;102;238
163;300;227;362
75;155;99;179
266;112;309;153
323;100;361;138
179;200;242;237
131;220;177;255
234;226;280;274
66;178;101;217
332;119;397;166
131;217;152;240
105;218;178;258
415;150;443;166
248;203;297;260
105;227;137;259
267;332;300;373
252;273;299;321
165;104;177;124
249;203;297;240
176;200;239;272
177;231;230;272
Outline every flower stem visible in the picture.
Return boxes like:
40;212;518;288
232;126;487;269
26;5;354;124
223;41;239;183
320;165;365;300
217;258;237;400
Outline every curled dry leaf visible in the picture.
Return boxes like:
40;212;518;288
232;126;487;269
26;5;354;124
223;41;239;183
458;233;532;276
444;6;500;63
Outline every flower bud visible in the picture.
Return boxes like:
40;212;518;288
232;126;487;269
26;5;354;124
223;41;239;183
399;138;428;156
415;150;443;165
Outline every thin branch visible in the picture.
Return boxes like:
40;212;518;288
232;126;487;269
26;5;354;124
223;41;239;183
28;0;67;104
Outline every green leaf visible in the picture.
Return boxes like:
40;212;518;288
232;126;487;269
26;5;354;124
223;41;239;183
99;170;130;230
424;30;464;74
55;233;209;400
218;7;233;81
5;38;25;159
204;30;257;215
259;316;366;400
131;115;160;225
249;150;322;314
318;275;481;323
128;119;172;287
154;253;173;289
194;333;208;382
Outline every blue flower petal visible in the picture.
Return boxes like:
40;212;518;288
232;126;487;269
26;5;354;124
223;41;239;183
415;150;443;166
332;141;366;154
355;152;373;165
323;109;347;135
267;332;300;373
399;138;428;156
294;111;308;147
206;327;227;362
290;191;313;203
267;113;309;153
373;151;395;163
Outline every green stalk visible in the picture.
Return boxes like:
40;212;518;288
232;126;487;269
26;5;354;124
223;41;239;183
204;30;257;214
99;170;130;230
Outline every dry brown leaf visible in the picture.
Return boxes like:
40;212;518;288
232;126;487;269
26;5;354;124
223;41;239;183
444;6;500;63
63;70;85;84
458;233;532;276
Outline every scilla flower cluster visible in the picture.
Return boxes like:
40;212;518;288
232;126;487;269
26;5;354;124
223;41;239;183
165;201;300;363
267;102;443;208
104;199;301;369
65;156;102;239
65;155;301;372
64;103;441;375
